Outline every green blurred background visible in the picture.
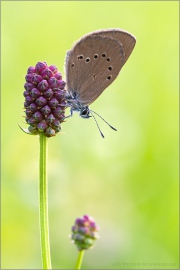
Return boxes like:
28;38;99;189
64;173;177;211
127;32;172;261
1;1;179;269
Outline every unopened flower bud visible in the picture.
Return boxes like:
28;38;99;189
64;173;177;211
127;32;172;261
35;62;48;74
41;68;53;80
27;66;36;74
37;120;48;132
70;215;99;251
30;88;41;98
38;80;49;92
44;88;54;99
45;127;56;137
54;72;62;80
32;74;43;84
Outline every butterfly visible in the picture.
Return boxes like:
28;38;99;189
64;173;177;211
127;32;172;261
64;29;136;137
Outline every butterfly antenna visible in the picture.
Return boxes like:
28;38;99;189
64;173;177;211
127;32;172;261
90;111;105;138
90;110;117;131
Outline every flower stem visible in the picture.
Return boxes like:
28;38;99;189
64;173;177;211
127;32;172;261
75;250;85;269
39;133;52;269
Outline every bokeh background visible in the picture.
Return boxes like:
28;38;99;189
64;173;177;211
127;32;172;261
1;1;179;269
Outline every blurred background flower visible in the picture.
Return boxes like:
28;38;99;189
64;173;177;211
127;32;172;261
2;1;178;269
71;215;99;251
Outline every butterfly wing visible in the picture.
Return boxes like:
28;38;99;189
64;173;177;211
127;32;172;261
65;29;136;106
80;29;136;65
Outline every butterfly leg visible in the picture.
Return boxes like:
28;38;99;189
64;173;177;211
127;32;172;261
64;107;74;118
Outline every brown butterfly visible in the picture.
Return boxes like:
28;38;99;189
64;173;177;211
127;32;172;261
65;29;136;137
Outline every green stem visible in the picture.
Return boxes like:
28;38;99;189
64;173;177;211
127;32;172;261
75;250;85;269
39;133;52;269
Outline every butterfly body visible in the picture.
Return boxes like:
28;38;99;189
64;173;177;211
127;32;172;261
65;93;91;118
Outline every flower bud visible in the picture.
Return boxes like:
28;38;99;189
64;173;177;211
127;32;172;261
27;66;36;74
30;88;41;98
57;80;66;89
32;74;43;84
23;91;29;97
25;74;34;83
70;215;99;251
49;65;58;74
48;98;59;108
28;125;39;134
43;88;54;99
46;113;55;124
54;72;62;80
29;103;38;112
45;127;56;137
37;120;48;132
48;77;58;88
41;105;51;116
53;107;63;118
38;80;49;92
33;111;43;122
25;95;34;105
36;96;47;107
35;62;48;74
54;90;65;101
24;82;34;92
28;117;37;125
41;68;53;80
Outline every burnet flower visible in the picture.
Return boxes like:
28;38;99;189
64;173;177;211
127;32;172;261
71;215;100;251
22;61;66;137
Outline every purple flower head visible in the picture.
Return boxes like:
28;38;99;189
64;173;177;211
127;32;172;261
70;215;100;251
21;62;67;137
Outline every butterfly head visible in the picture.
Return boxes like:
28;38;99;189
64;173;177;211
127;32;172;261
79;106;91;119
